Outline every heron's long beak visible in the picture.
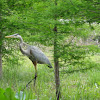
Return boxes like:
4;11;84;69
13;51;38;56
5;35;14;38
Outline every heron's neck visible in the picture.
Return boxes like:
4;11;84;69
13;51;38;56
19;36;23;44
19;37;26;54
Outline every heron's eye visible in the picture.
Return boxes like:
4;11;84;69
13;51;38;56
16;33;19;35
14;34;19;36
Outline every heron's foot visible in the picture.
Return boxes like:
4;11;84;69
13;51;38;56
22;74;37;90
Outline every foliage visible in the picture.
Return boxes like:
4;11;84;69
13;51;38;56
0;88;18;100
60;44;87;66
0;55;100;99
0;0;100;99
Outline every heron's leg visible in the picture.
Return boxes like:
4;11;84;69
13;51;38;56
33;61;37;86
22;61;37;90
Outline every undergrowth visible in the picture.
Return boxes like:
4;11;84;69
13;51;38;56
0;55;100;100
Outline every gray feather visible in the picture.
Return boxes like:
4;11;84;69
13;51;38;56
29;46;52;67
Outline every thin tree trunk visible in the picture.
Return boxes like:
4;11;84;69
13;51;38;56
54;0;61;99
0;32;2;78
0;53;2;78
53;1;61;99
0;10;2;78
54;25;61;100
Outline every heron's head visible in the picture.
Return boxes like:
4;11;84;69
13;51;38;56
5;34;21;39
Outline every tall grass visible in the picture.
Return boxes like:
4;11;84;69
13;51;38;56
0;55;100;100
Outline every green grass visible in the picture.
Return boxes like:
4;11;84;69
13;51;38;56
0;55;100;100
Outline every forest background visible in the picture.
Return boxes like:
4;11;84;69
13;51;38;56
0;0;100;100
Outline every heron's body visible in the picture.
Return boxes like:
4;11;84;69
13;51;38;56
5;34;52;87
20;42;52;67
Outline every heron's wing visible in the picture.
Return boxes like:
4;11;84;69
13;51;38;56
30;46;51;66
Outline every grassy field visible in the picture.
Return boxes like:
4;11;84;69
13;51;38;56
0;53;100;100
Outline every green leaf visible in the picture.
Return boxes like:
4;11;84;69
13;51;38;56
0;88;6;100
4;88;18;100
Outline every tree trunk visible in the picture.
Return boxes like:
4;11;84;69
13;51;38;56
53;0;61;99
0;52;2;78
54;26;61;100
0;32;2;78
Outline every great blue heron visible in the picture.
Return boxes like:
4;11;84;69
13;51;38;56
5;34;52;87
